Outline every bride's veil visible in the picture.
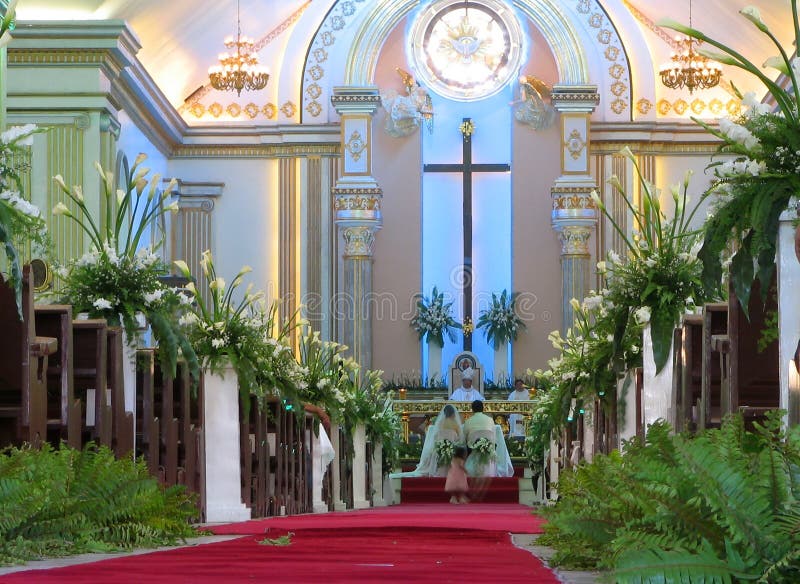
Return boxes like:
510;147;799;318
390;405;463;478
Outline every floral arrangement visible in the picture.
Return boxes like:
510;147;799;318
470;437;496;466
298;330;354;417
0;0;17;49
592;147;708;373
435;438;456;467
0;123;48;314
660;5;800;310
476;289;526;349
175;251;306;411
53;154;198;380
410;286;460;348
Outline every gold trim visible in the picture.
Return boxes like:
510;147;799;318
171;143;340;158
392;400;537;416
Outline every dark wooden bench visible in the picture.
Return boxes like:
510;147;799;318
0;266;57;447
72;319;111;447
701;303;728;429
678;314;703;432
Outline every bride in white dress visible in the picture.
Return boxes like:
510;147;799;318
391;404;464;478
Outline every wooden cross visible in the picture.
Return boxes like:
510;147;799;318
423;118;510;351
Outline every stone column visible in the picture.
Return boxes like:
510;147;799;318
330;87;383;368
550;85;600;332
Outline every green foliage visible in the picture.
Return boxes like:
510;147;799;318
0;443;197;566
258;532;293;546
540;413;800;582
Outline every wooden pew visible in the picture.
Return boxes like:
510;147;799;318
0;266;57;447
72;319;111;447
728;277;779;425
678;314;703;432
34;304;81;449
701;303;728;429
107;327;134;457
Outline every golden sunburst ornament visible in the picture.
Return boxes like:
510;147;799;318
440;14;487;64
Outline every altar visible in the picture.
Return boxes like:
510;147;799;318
392;399;536;443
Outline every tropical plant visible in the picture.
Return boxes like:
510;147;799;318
660;4;800;312
410;286;460;348
0;123;47;315
592;147;708;372
175;251;306;412
539;412;800;582
476;289;526;349
0;442;197;566
53;154;199;380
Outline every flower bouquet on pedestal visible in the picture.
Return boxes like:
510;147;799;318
0;123;48;314
476;289;526;348
53;154;199;380
175;250;306;413
661;5;800;309
411;286;460;348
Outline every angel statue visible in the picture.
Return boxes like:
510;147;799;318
380;68;434;138
513;74;556;130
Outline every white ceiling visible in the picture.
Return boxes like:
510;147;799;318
14;0;797;108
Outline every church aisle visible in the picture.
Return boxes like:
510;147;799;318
0;504;559;583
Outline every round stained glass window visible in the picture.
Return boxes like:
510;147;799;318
408;0;524;101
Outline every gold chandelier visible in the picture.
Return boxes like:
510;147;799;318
208;0;269;96
659;1;721;93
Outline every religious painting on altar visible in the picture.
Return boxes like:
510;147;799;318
410;0;527;382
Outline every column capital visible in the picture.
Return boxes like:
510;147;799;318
554;224;593;256
551;84;600;113
551;185;598;225
342;224;378;259
331;86;382;117
333;186;382;225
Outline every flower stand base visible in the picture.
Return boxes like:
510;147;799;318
617;370;638;443
493;343;509;384
371;442;386;507
642;324;675;429
203;364;251;523
778;204;800;426
427;341;442;383
352;424;370;510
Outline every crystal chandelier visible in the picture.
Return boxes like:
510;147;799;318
208;0;269;96
659;1;721;93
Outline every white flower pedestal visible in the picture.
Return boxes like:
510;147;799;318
120;313;146;454
352;423;370;509
778;203;800;426
312;425;335;514
642;324;675;429
493;342;509;383
617;370;638;443
370;441;386;507
427;341;442;382
202;363;251;523
330;423;347;511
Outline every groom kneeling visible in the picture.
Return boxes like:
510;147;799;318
463;400;515;480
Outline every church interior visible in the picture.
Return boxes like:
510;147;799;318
1;0;800;581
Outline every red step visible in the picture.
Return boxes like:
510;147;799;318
400;477;519;504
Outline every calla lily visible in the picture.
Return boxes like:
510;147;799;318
148;173;162;199
763;55;790;75
135;178;147;194
116;189;126;206
72;185;83;202
740;6;769;33
185;281;197;294
52;202;71;216
569;298;581;311
133;152;147;167
163;177;178;193
210;277;225;291
163;202;179;213
173;260;191;277
53;175;68;192
93;161;105;178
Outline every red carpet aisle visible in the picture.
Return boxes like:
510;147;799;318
0;504;557;584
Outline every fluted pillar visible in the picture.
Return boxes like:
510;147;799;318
551;85;600;332
331;87;383;368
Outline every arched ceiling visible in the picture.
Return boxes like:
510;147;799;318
14;0;796;117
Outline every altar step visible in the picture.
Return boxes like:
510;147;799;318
399;477;519;504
